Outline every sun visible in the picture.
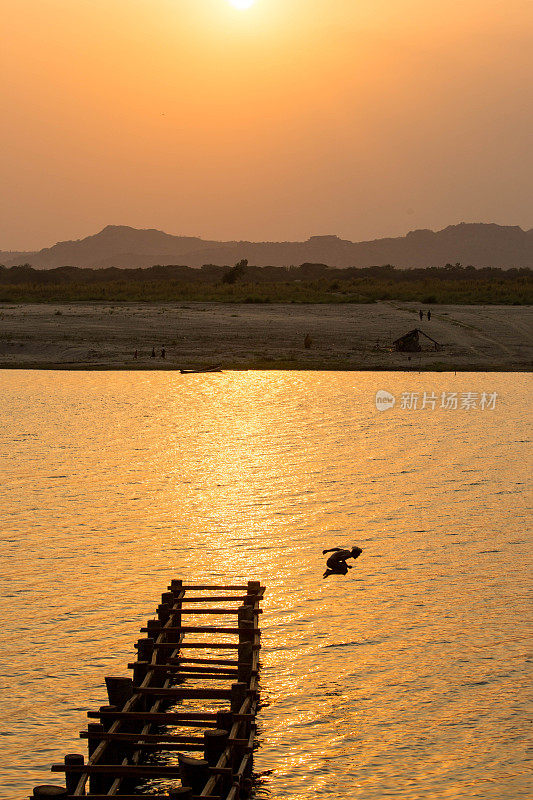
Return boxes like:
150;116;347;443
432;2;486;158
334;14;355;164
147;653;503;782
228;0;255;9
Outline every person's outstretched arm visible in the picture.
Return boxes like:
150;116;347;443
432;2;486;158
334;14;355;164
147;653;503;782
322;547;342;554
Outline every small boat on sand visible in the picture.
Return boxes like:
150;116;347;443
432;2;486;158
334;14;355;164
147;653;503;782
179;365;222;374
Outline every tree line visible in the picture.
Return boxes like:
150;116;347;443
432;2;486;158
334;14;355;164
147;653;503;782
0;260;531;304
1;260;531;285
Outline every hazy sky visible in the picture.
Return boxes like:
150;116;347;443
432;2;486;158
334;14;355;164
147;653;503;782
2;0;532;250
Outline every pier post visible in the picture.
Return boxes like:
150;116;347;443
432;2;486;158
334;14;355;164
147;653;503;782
132;660;149;687
177;754;209;794
135;636;155;662
238;605;255;654
105;676;133;708
230;682;247;714
231;681;249;741
146;618;161;638
158;592;174;628
161;591;175;606
63;754;84;795
98;705;118;731
86;724;107;795
216;710;234;732
204;728;230;795
238;605;254;624
238;620;254;647
104;677;137;731
156;600;173;662
86;723;104;759
204;728;228;765
157;602;171;626
237;641;253;683
163;589;182;643
32;787;68;798
94;707;118;792
143;623;167;679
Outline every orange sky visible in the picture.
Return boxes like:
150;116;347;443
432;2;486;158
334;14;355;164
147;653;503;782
1;0;532;249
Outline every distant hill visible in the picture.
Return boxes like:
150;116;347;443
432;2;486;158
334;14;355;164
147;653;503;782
1;222;532;269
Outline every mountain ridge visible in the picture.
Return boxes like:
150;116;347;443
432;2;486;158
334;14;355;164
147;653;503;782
2;222;532;269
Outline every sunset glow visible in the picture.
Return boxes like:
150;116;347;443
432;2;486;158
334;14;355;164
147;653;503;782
228;0;255;9
1;0;532;249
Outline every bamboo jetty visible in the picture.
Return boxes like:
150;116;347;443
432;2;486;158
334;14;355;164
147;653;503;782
31;578;265;800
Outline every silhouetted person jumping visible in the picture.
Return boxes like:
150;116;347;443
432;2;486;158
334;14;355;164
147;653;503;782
322;546;362;578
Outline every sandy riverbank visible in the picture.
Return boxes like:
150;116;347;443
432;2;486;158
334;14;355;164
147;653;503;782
0;302;531;371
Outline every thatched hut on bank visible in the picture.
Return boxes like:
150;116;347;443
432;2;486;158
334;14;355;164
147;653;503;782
393;328;441;352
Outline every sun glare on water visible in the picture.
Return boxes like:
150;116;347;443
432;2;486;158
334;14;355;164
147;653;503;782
228;0;255;9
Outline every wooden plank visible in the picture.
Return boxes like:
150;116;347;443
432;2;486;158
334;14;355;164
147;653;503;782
136;668;238;681
172;608;261;615
80;731;205;744
170;656;239;667
153;642;260;650
127;662;238;675
180;585;249;590
153;642;241;650
137;687;233;700
87;710;219;723
85;740;208;752
52;764;232;777
177;608;240;615
179;596;248;602
167;665;238;675
168;671;238;681
141;625;242;635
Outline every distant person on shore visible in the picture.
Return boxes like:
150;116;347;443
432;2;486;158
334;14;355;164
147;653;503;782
151;347;156;358
134;349;138;359
427;309;431;321
161;347;166;359
304;333;312;349
419;309;424;321
322;546;363;578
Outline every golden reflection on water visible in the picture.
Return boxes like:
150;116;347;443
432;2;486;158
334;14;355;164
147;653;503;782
0;370;531;799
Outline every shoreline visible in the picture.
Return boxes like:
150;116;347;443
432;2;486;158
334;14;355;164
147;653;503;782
1;301;531;373
0;362;530;372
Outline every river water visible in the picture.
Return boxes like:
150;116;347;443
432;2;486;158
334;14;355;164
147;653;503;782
1;370;531;799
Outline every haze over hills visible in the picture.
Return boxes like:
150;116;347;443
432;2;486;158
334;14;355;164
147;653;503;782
1;223;532;270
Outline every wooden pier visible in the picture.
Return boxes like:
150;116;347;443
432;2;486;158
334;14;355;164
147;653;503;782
31;579;265;800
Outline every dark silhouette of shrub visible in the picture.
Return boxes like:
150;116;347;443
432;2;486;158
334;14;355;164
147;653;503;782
222;259;248;284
